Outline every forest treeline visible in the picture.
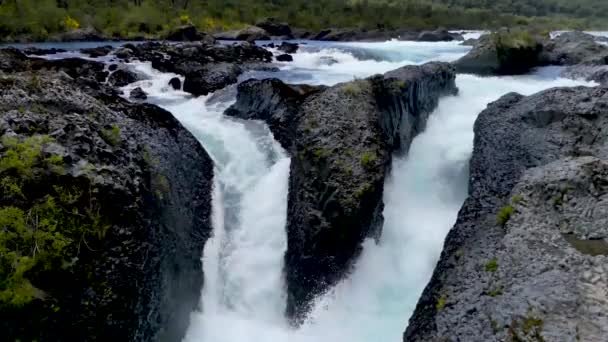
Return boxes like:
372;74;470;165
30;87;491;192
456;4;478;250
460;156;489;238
0;0;606;41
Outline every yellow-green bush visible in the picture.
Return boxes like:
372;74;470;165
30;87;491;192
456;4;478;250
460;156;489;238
0;134;109;308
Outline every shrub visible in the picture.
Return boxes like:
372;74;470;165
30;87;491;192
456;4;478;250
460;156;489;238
485;258;499;272
360;151;378;169
497;204;514;226
100;125;121;147
62;15;80;30
436;293;447;311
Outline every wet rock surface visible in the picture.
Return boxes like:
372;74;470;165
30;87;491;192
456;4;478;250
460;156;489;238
227;62;457;323
454;32;544;75
81;45;113;58
120;41;272;96
405;86;608;342
165;24;216;44
456;30;608;76
0;49;214;342
542;31;608;65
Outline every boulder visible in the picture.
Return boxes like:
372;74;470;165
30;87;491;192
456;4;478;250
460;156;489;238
22;47;67;55
169;77;182;90
81;45;114;58
119;41;271;96
115;47;134;59
561;65;608;84
256;18;293;38
541;31;608;65
214;26;271;41
165;25;215;44
0;66;213;342
454;31;544;75
225;79;326;146
183;63;243;96
130;87;147;100
405;86;608;342
276;53;293;62
278;42;299;54
108;69;139;87
417;28;463;42
227;62;458;323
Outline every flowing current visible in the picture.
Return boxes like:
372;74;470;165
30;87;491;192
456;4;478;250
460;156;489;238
120;39;592;341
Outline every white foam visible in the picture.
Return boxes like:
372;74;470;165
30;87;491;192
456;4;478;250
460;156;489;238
123;42;594;342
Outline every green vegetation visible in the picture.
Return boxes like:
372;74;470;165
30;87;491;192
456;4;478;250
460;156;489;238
354;182;373;200
487;286;503;297
485;258;499;272
436;293;447;311
360;151;378;169
0;134;109;308
497;204;514;226
100;124;121;147
1;0;606;41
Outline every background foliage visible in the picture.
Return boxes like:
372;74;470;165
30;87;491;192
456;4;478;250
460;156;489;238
0;0;606;42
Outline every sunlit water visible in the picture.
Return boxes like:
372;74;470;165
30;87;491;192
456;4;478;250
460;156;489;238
18;38;593;341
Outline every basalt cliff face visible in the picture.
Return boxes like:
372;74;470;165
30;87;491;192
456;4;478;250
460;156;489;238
227;62;458;323
0;49;214;341
405;86;608;341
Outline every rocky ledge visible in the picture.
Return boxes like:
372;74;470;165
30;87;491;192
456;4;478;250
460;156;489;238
0;49;214;341
114;41;272;96
226;62;457;323
455;30;608;77
405;86;608;341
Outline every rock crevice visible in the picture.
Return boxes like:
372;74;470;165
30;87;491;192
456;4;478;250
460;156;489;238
227;62;457;323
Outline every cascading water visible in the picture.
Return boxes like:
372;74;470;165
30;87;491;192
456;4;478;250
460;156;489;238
121;40;592;341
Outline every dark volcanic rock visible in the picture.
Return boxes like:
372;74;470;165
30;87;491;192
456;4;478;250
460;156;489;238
122;41;271;96
166;25;215;44
561;65;608;84
23;47;67;55
183;63;243;96
226;79;327;146
278;42;299;54
169;77;182;90
0;65;213;341
405;86;608;342
454;31;544;75
276;53;293;62
227;62;457;323
214;26;271;41
417;28;463;42
81;45;113;58
541;31;608;65
130;87;147;100
108;69;140;87
256;18;293;38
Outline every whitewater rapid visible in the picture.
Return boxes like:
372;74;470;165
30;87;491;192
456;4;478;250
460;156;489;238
121;40;592;342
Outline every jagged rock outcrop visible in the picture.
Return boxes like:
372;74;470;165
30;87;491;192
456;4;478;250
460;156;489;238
118;41;272;96
227;62;457;323
165;24;216;44
81;45;114;58
405;86;608;342
107;68;140;88
417;28;463;42
276;54;293;62
278;42;299;54
0;50;214;342
183;62;242;96
541;31;608;65
454;31;544;75
456;30;608;76
213;26;271;41
255;18;293;38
